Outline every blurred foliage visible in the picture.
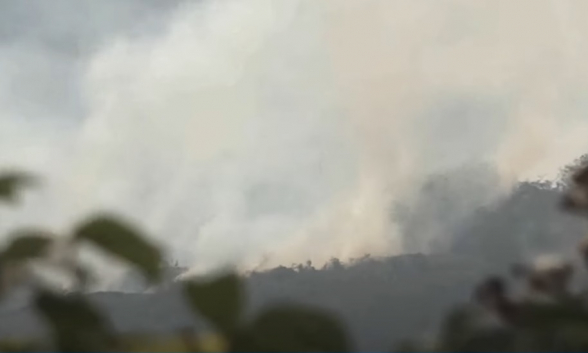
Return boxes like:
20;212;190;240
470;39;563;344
74;215;163;284
0;168;351;352
0;172;36;204
183;273;243;335
0;156;587;351
396;156;588;352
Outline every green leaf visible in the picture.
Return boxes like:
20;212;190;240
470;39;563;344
183;273;243;334
0;232;52;295
34;290;115;352
231;304;351;352
0;172;36;203
74;215;162;283
2;231;52;263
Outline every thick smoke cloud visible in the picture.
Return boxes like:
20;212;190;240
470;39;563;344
1;0;588;282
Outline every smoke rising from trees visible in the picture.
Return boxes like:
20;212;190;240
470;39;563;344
1;1;588;281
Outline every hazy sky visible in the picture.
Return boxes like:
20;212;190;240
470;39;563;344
1;0;588;278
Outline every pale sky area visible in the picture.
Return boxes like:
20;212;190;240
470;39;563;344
1;0;588;280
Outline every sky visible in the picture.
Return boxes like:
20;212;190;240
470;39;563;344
1;0;588;281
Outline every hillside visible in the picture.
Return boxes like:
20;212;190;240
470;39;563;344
0;164;586;351
0;253;493;351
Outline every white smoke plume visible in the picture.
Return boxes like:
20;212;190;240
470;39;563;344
1;0;588;280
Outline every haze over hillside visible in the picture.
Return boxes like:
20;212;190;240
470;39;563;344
0;158;586;351
2;2;588;351
2;1;588;286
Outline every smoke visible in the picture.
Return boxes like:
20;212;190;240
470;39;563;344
2;0;588;279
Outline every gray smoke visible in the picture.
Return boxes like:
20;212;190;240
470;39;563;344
1;0;588;283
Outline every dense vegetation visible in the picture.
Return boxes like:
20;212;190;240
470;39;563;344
0;155;587;351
